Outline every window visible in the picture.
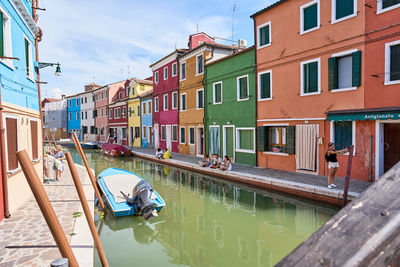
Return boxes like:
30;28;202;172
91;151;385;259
385;40;400;85
101;92;104;99
109;109;113;119
332;0;357;23
257;126;295;154
120;128;126;139
155;71;159;84
189;127;195;145
181;62;186;80
257;21;271;49
82;126;88;134
24;37;33;78
85;111;88;119
300;0;320;34
30;120;38;160
6;118;18;171
301;58;320;95
69;113;72;120
92;95;95;102
119;92;122;99
236;128;255;153
143;126;147;139
0;9;12;67
328;50;361;91
106;108;108;116
196;89;204;109
90;126;97;135
148;101;152;114
331;121;355;151
122;106;126;118
164;67;168;80
81;112;84;119
161;125;166;141
172;92;178;109
237;75;249;101
128;107;132;117
85;97;87;103
137;105;140;116
101;109;103;117
181;93;187;111
163;94;168;111
378;0;400;13
69;100;72;107
135;127;140;138
180;127;186;144
106;90;108;98
258;70;272;100
209;127;220;155
81;98;83;104
172;63;177;76
213;82;222;104
93;110;97;118
172;125;178;142
196;54;204;74
155;97;159;112
76;112;79;120
142;102;147;115
76;99;79;106
114;108;117;118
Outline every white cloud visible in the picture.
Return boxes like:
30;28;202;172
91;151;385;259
51;88;63;99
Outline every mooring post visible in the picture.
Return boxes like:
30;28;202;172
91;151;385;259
52;134;58;146
16;150;79;267
71;132;106;212
343;145;354;206
65;152;109;267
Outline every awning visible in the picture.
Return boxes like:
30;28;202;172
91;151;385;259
327;107;400;121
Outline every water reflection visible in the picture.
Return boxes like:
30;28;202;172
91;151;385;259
65;149;337;267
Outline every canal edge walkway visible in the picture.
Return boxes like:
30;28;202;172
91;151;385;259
130;147;371;205
0;162;94;267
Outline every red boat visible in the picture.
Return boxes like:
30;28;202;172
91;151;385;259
101;143;132;157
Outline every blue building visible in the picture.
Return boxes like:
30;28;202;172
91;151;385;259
0;0;42;216
66;93;82;140
140;91;153;148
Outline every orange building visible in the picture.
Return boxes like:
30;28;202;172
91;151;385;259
251;0;400;182
178;33;236;156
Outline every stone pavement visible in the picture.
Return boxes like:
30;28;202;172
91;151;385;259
0;162;94;267
131;147;371;202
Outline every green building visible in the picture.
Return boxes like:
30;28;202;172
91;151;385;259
204;47;256;166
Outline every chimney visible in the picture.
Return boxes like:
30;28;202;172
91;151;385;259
61;94;66;100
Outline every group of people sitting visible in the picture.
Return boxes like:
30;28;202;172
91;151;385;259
199;154;232;171
44;144;65;182
155;148;172;159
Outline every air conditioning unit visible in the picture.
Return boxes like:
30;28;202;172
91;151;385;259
238;39;247;48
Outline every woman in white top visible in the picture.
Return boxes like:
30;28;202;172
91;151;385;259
220;156;232;171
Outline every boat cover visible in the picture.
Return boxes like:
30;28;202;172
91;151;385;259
102;174;141;204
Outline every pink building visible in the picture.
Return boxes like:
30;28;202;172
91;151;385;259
94;80;126;142
108;80;130;145
150;49;187;152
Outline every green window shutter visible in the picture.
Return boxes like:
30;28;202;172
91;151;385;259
352;51;361;87
239;77;247;99
390;44;400;81
260;73;271;98
239;130;254;150
328;57;338;90
0;12;4;57
303;4;318;31
336;0;354;20
286;126;295;154
215;84;221;103
309;62;318;93
25;39;29;76
257;126;268;151
259;25;270;46
334;121;352;150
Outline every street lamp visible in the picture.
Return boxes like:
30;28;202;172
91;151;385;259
38;62;62;76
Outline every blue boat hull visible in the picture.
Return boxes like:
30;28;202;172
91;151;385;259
97;168;165;217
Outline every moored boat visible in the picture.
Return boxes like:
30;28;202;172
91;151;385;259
97;168;165;219
81;142;98;149
58;138;73;146
101;143;131;157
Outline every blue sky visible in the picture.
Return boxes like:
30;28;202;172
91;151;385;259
38;0;275;98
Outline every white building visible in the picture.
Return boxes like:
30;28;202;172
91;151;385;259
80;90;97;142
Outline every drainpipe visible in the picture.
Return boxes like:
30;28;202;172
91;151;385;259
369;135;373;182
204;69;207;156
0;76;10;218
253;18;258;167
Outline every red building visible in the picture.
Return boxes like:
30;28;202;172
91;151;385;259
150;49;187;152
108;80;129;145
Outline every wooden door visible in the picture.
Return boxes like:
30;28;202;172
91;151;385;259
384;123;400;172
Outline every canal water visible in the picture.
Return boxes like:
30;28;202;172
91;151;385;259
67;148;339;266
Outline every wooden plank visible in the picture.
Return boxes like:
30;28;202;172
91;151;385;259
277;162;400;267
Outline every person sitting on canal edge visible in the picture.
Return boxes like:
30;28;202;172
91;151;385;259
199;154;211;167
155;148;164;159
210;154;222;169
163;148;171;159
325;142;348;189
220;156;232;171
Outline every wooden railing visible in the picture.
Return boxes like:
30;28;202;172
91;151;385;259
277;162;400;266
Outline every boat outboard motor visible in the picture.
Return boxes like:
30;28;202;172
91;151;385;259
121;180;157;220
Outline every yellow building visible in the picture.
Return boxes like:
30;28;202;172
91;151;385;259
128;78;153;147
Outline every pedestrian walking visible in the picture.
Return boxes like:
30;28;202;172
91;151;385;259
54;145;66;181
325;142;348;189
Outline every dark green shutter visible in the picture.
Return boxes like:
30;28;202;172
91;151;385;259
383;0;400;9
261;73;271;98
286;126;295;154
0;12;4;57
240;77;247;99
257;126;268;151
304;63;317;93
334;121;352;150
336;0;354;20
260;25;270;46
25;39;29;76
328;57;338;90
390;44;400;81
303;4;318;31
352;51;361;87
